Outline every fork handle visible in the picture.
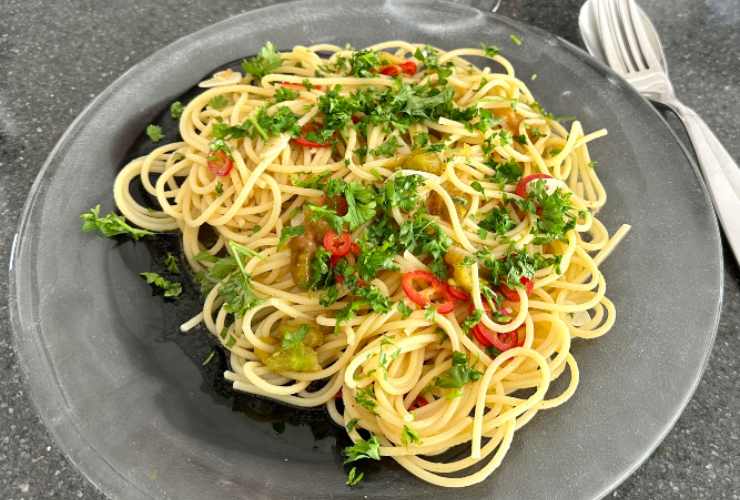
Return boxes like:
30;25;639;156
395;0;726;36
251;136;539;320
671;101;740;262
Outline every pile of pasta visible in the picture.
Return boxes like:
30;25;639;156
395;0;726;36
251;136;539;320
114;41;629;487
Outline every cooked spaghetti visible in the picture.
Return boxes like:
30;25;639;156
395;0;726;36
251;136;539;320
111;41;630;487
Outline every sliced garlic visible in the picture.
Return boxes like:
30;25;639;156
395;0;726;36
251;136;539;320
198;68;243;88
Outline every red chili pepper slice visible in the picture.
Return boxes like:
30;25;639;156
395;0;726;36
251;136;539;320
334;196;348;216
514;173;551;197
409;396;428;410
401;271;455;314
446;284;470;302
207;150;234;177
472;324;521;352
398;60;417;75
499;276;534;302
292;123;331;148
350;242;361;255
323;231;352;257
379;64;401;76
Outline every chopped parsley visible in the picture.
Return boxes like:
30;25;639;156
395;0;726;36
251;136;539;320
370;136;400;157
486;158;523;186
139;272;182;298
281;324;309;349
208;95;229;110
355;386;377;413
343;435;381;464
401;425;421;446
518;180;577;244
240;41;282;79
80;205;155;240
481;44;500;57
479;206;515;235
274;86;298;102
163;252;180;274
461;309;482;333
346;466;364;487
169;101;184;119
345;418;360;433
477;248;559;288
397;301;413;319
146;124;164;142
510;34;523;46
435;351;482;392
381;174;424;212
278;225;305;247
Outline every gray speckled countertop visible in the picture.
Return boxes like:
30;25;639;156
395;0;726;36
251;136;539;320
0;0;738;498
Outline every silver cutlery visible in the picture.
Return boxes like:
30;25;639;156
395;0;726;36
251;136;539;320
579;0;740;262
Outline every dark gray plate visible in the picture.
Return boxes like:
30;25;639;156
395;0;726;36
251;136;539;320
8;1;723;499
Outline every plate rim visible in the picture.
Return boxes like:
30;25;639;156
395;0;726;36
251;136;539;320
7;1;724;499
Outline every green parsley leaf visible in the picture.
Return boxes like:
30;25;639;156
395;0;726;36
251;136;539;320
208;95;229;110
281;324;309;349
435;351;482;391
346;418;360;433
461;309;482;333
382;174;424;213
476;247;559;288
335;300;363;333
481;44;500;57
215;181;223;195
401;425;421;446
80;205;155;240
146;124;164;142
319;285;340;307
343;435;381;464
278;225;305;247
240;41;281;79
471;181;486;198
370;136;400;157
348;49;382;77
274;86;298;102
479;206;515;235
510;34;523;46
397;302;413;319
424;306;436;321
163;252;180;274
486;158;523;186
346;466;364;487
140;272;182;298
355;386;377;413
523;180;577;244
169;101;184;119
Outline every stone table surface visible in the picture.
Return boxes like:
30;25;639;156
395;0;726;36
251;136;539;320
0;0;738;498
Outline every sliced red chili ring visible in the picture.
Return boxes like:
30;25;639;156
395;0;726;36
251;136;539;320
401;270;455;314
409;396;428;410
514;173;551;197
499;276;534;302
446;284;470;302
379;64;401;76
207;150;234;177
398;60;417;75
472;323;521;352
323;231;352;257
292;123;330;148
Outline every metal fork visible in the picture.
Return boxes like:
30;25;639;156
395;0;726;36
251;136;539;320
587;0;740;262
